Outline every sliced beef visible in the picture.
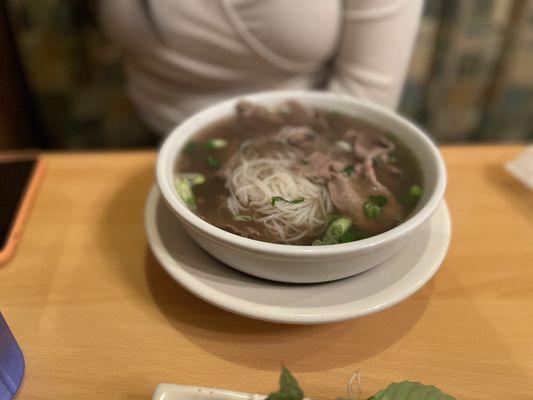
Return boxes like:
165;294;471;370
380;153;403;175
236;100;283;133
276;126;317;148
351;132;399;189
298;151;346;183
328;173;366;222
221;222;275;242
328;173;402;232
353;132;395;161
286;100;330;132
299;147;403;232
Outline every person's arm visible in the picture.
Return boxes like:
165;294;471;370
328;0;423;109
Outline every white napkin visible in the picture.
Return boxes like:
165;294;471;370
505;145;533;190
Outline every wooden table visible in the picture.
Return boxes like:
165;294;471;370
1;146;532;399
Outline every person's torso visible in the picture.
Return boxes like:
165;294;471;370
100;0;342;132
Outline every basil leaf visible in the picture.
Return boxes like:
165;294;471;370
368;381;456;400
266;366;304;400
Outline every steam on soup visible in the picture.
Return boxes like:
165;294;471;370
175;100;423;245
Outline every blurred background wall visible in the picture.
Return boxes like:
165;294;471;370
1;0;532;149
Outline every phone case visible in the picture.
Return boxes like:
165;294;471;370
0;154;44;265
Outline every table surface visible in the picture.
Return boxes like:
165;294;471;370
1;146;532;399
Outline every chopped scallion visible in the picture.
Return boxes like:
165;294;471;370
327;214;343;223
370;195;388;207
363;195;388;219
325;217;352;240
184;142;198;154
205;156;221;169
182;172;205;186
339;230;369;243
363;202;381;218
174;177;196;209
271;196;304;206
204;138;228;150
343;165;355;176
410;184;423;197
322;237;338;245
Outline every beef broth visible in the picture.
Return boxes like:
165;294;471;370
176;100;423;245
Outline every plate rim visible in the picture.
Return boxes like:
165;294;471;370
145;185;451;324
152;383;266;400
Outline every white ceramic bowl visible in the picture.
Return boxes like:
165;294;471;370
156;91;446;283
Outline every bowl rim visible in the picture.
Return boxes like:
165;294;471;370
156;90;447;256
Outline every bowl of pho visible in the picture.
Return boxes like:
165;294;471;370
156;91;446;283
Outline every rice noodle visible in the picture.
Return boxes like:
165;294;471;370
224;142;333;243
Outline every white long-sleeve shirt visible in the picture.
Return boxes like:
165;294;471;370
100;0;423;134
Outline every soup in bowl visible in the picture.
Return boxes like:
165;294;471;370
156;91;446;283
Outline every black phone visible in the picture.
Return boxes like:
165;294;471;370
0;154;43;264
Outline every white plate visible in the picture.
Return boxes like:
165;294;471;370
145;186;451;324
152;384;267;400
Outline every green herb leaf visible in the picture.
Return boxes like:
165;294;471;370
388;155;398;163
205;156;221;169
266;366;304;400
271;196;304;206
343;165;355;176
368;381;456;400
184;142;198;154
410;184;423;197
